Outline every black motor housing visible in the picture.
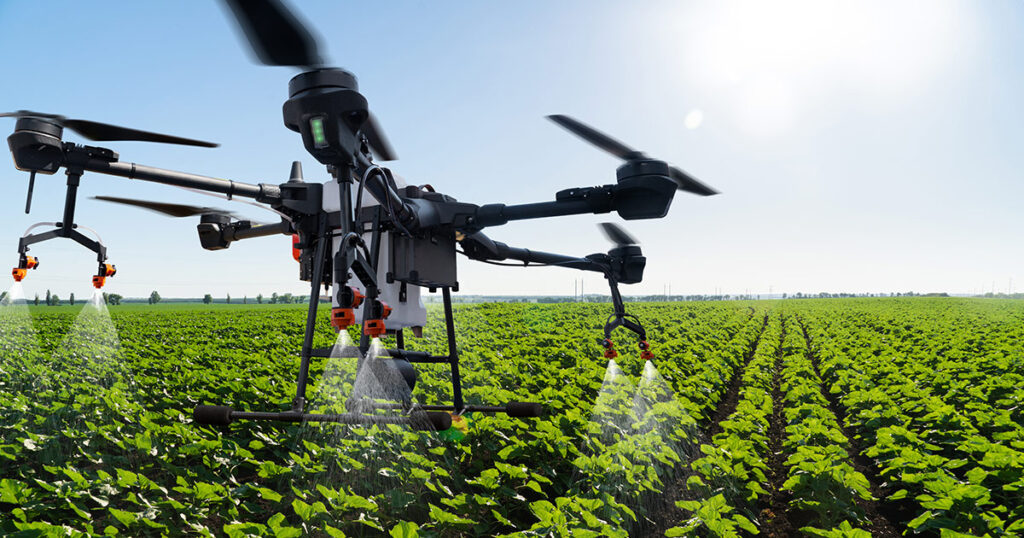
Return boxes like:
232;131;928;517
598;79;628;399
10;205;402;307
8;118;65;174
612;160;677;220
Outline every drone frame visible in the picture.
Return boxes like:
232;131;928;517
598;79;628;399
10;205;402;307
4;0;718;432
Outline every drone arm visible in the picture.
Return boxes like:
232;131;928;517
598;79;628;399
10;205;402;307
461;232;608;274
491;243;600;271
227;220;292;241
81;158;281;203
469;186;613;229
466;173;676;229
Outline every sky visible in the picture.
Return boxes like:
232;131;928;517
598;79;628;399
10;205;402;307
0;0;1022;299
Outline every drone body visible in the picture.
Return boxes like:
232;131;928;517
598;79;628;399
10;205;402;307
3;0;718;430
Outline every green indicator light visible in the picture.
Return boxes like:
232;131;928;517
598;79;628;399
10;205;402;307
310;116;327;148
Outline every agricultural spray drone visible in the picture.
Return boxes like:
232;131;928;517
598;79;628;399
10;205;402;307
3;0;718;431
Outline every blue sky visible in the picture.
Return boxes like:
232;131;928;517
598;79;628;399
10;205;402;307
1;0;1022;299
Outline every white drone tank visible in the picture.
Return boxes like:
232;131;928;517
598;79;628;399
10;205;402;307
322;174;428;334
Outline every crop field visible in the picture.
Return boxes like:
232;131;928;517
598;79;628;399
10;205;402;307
1;298;1023;537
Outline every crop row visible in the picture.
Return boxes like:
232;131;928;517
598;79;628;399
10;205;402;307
673;311;781;535
776;325;872;534
800;302;1024;536
674;313;879;537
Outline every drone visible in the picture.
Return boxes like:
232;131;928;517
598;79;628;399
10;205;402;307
4;0;718;432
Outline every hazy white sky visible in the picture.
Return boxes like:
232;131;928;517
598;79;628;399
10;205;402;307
1;1;1021;298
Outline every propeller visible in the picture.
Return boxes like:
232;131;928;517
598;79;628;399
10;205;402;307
222;0;397;161
92;196;239;219
223;0;321;68
0;110;218;148
599;222;639;247
547;114;717;196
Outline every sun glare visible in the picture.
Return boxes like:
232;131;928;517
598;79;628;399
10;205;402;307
671;0;969;137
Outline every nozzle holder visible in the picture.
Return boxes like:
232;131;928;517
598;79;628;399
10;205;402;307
11;254;39;282
366;298;390;319
91;262;116;289
339;286;364;309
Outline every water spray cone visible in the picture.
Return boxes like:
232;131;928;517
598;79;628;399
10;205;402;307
349;338;415;412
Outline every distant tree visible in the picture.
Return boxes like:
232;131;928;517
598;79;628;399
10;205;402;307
270;292;279;304
45;289;51;306
226;293;231;304
203;294;213;304
108;294;123;305
281;293;294;304
34;294;39;306
69;292;75;306
257;294;263;304
0;291;7;304
149;291;161;305
243;296;247;304
51;294;60;306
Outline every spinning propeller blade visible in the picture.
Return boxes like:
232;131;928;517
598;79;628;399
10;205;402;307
0;110;218;148
363;113;398;161
223;0;323;68
546;114;718;196
92;196;236;219
548;114;640;160
599;223;639;247
221;0;398;161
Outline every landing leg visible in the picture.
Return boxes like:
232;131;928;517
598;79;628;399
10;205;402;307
442;287;463;412
293;214;328;412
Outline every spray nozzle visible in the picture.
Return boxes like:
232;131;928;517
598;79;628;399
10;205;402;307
601;338;618;359
12;254;39;281
331;286;367;331
364;319;386;337
92;262;116;289
362;299;392;337
331;307;356;331
639;340;653;361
